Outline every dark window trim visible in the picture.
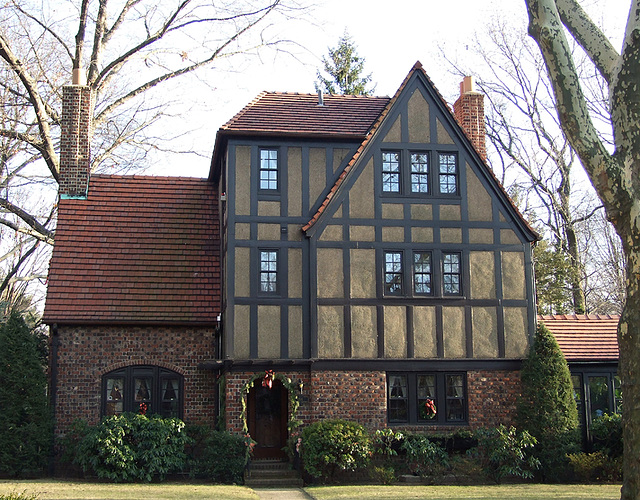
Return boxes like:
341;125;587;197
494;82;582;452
387;372;468;425
258;148;279;193
102;365;183;419
442;251;463;296
384;250;404;296
437;151;459;196
410;151;430;195
259;248;280;295
382;150;401;193
383;250;461;298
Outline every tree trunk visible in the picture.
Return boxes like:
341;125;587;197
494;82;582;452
565;224;586;313
619;243;640;500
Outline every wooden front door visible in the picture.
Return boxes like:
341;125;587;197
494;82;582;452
247;379;288;459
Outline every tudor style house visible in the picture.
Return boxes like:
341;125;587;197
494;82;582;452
44;62;538;460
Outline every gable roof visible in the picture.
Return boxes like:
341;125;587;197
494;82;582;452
300;62;538;239
43;175;220;325
540;314;620;362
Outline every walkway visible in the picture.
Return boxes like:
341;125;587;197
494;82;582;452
253;488;314;500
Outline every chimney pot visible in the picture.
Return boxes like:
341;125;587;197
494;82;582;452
317;88;324;106
72;68;86;86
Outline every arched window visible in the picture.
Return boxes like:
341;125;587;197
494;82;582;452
102;366;183;419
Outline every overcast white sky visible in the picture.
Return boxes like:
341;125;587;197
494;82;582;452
152;0;629;178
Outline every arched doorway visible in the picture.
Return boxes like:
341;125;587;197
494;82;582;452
247;378;288;458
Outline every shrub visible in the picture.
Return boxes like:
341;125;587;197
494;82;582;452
0;312;52;477
592;413;623;457
469;425;540;483
401;434;449;478
516;323;580;481
186;425;250;483
300;419;371;482
74;413;189;482
568;451;623;482
369;465;396;485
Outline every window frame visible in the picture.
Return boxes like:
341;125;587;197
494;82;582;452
259;249;279;295
410;152;430;194
383;250;404;296
381;151;401;193
442;252;463;296
102;365;183;419
387;372;467;425
413;251;433;296
259;148;279;192
437;152;458;195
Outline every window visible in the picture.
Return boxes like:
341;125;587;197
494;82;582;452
384;250;462;297
411;153;429;193
413;251;432;295
387;373;467;424
259;149;278;190
103;366;182;418
384;251;403;295
260;250;278;293
382;152;400;192
438;153;458;194
442;252;462;295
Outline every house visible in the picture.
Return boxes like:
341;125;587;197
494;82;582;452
541;314;620;445
44;62;538;460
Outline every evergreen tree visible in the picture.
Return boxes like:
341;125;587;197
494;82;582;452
533;239;574;315
516;322;580;481
316;31;376;96
0;312;52;476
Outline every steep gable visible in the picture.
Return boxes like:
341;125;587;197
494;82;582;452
43;175;220;325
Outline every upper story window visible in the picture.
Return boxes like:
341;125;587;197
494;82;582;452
259;249;279;293
438;153;458;194
103;366;182;419
410;153;429;193
384;251;403;295
259;149;278;191
381;150;458;197
382;152;401;193
442;252;462;295
413;251;432;295
383;250;461;297
388;372;467;424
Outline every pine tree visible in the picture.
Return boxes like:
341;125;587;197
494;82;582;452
516;322;580;481
0;312;52;476
316;31;376;96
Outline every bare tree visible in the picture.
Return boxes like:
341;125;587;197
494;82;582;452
0;0;305;310
525;1;640;497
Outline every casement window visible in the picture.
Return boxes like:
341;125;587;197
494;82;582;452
259;250;279;293
384;251;403;295
388;372;467;424
259;149;278;191
382;151;401;193
413;251;432;295
438;153;458;194
442;252;462;295
410;153;429;193
103;366;182;418
383;250;461;297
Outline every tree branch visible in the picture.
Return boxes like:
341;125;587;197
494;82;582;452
0;239;40;298
0;197;55;243
555;0;619;83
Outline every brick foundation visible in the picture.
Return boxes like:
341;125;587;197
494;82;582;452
51;324;217;438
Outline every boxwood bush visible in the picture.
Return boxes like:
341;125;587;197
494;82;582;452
300;419;371;482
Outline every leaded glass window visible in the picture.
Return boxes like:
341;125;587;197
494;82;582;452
384;251;403;295
411;153;429;193
259;149;278;190
382;152;401;193
260;250;278;293
438;153;457;194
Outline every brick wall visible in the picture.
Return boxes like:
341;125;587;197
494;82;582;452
467;369;521;429
51;324;217;438
60;85;93;199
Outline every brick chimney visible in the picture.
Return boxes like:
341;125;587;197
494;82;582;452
453;76;486;161
59;73;93;199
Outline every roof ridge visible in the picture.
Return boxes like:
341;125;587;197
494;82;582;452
302;62;421;233
221;91;268;130
539;313;621;320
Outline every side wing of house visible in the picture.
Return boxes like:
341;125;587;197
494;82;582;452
308;68;537;363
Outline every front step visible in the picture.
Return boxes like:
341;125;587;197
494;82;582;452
245;459;303;488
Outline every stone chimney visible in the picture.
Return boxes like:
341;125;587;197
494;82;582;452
59;73;93;199
453;76;486;161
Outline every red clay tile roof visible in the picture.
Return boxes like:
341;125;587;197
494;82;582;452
220;91;390;138
540;314;620;361
43;175;220;325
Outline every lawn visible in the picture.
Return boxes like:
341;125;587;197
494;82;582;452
0;480;258;500
304;484;622;500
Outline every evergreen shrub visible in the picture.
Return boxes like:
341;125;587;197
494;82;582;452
0;312;52;477
186;425;250;483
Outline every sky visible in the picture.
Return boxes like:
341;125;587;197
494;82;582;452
150;0;629;178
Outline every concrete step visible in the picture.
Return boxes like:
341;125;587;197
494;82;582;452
245;459;303;487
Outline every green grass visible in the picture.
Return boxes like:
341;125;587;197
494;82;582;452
0;480;258;500
304;484;622;500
